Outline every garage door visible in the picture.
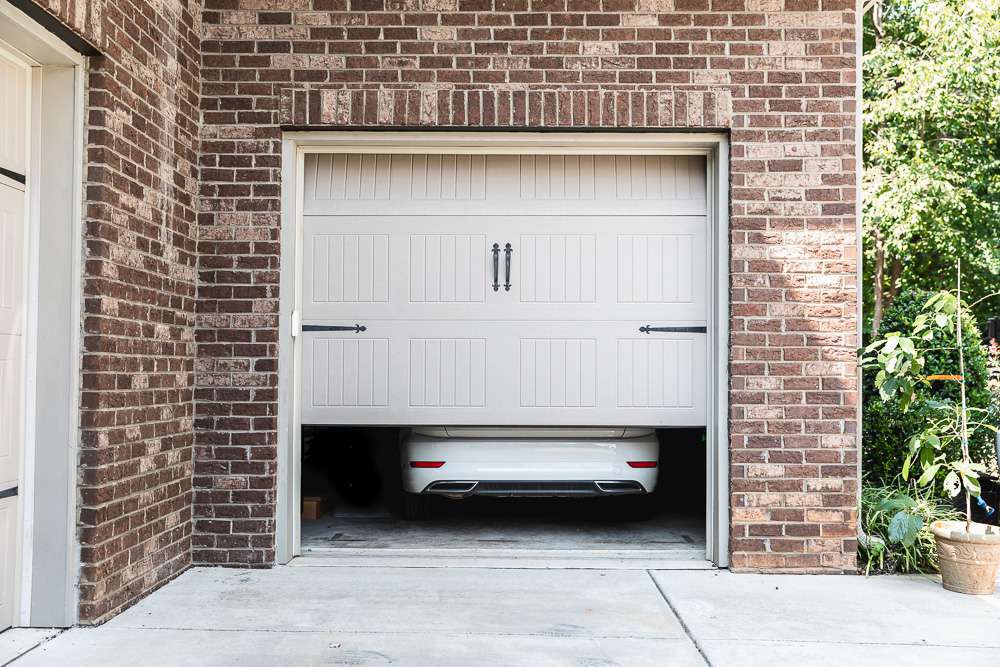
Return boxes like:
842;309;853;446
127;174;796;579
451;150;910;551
0;47;28;632
299;153;708;427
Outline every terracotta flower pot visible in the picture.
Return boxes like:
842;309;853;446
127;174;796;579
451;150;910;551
930;520;1000;595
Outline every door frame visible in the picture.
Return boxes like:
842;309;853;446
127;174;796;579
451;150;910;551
277;131;730;567
0;2;87;627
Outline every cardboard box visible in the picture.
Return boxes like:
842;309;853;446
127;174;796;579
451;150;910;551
302;496;329;521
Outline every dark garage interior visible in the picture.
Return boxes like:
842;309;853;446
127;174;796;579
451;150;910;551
299;426;708;561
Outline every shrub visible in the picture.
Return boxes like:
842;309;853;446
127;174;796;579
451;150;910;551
862;289;998;488
859;482;961;575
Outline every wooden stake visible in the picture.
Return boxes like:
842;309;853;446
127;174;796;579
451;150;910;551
956;260;972;532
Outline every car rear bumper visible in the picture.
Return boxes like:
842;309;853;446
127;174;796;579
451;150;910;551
420;479;648;498
401;434;659;496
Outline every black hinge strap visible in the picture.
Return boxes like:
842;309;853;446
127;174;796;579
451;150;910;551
0;486;17;500
0;167;26;184
302;324;367;333
639;325;708;334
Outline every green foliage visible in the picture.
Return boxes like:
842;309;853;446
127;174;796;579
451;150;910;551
905;403;991;498
859;483;961;575
861;290;998;489
989;341;1000;477
863;0;1000;329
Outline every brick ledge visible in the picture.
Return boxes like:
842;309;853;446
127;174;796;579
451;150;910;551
279;86;733;129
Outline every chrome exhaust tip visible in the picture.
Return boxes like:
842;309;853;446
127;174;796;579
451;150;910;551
424;481;479;497
594;480;645;495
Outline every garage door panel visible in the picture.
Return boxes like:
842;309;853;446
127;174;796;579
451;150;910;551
617;234;696;304
302;199;708;218
503;217;707;319
0;56;27;178
305;154;705;205
0;334;19;489
309;233;389;303
408;337;486;408
303;153;708;217
0;495;15;630
301;322;705;426
519;338;597;408
518;234;597;304
303;219;497;319
617;337;698;409
302;322;502;424
303;216;708;321
409;234;486;303
0;183;25;336
308;336;389;408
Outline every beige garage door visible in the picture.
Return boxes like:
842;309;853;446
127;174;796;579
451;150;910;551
0;46;28;631
299;152;710;427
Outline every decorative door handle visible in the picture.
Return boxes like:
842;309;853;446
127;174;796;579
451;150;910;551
503;243;512;292
639;325;707;334
491;243;500;292
302;324;368;333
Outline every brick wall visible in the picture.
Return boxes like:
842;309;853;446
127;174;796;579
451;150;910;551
198;0;859;572
32;0;861;618
30;0;203;622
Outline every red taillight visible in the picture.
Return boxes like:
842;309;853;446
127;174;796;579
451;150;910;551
409;461;445;468
627;461;657;468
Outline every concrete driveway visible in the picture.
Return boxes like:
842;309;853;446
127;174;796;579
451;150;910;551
6;565;1000;666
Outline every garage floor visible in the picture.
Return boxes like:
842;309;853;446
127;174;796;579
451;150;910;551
303;503;704;552
12;566;1000;666
300;497;708;569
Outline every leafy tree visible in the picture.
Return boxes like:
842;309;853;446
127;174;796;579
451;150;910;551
863;0;1000;333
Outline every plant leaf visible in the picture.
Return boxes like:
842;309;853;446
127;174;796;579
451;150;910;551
916;463;941;486
878;495;917;512
888;512;923;547
898;337;916;355
943;471;961;498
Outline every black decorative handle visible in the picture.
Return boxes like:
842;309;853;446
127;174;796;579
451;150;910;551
303;324;367;333
504;243;512;292
639;325;708;334
492;243;500;292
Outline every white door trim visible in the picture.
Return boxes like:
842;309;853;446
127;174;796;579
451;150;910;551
277;132;730;567
0;1;86;627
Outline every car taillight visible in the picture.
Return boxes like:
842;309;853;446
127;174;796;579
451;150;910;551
409;461;445;468
627;461;657;468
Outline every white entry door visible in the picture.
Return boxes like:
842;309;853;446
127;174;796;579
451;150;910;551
300;153;709;427
0;47;28;631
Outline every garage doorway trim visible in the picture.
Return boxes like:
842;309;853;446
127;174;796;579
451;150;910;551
277;132;730;567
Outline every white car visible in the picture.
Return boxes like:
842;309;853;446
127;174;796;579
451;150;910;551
400;426;659;519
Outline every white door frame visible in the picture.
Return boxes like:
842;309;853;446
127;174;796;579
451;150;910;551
277;131;730;567
0;2;87;627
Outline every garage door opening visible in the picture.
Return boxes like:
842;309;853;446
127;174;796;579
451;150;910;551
278;134;730;567
298;425;707;566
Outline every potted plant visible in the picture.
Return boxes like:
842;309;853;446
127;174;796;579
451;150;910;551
862;264;1000;594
